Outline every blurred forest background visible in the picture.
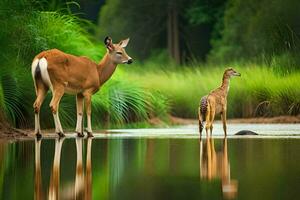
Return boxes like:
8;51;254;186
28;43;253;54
0;0;299;130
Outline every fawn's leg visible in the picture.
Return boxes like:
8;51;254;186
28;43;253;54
209;108;216;136
198;106;204;137
205;104;211;138
221;110;227;136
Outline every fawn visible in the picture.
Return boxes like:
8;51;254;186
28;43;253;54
198;68;241;137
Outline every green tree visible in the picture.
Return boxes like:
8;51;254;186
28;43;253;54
98;0;192;63
208;0;300;65
185;0;227;62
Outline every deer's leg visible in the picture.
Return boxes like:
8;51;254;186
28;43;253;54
198;106;204;138
209;108;216;136
33;83;47;138
50;87;65;137
84;93;93;137
75;94;84;137
221;110;227;136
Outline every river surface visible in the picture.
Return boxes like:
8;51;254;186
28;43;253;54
0;124;300;200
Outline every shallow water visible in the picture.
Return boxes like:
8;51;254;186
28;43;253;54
1;125;300;200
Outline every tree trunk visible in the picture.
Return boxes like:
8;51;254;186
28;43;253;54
167;3;180;64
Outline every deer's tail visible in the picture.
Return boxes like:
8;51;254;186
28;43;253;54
31;58;52;93
199;95;208;121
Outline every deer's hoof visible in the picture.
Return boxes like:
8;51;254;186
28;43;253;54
87;132;94;138
85;128;93;137
77;132;84;137
35;132;42;139
57;132;65;138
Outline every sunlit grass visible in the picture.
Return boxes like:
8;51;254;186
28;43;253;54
126;64;300;118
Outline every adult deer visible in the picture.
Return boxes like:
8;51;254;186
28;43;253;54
32;37;132;138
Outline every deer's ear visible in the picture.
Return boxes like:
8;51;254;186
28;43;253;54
119;38;130;48
104;36;114;51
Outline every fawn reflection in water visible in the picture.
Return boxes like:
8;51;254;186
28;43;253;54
34;138;92;200
199;137;238;199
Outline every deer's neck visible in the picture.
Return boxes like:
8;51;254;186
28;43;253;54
97;53;118;86
220;75;231;96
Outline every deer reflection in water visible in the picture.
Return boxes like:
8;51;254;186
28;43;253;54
75;138;93;200
48;138;64;199
34;137;93;200
35;138;43;200
199;137;238;199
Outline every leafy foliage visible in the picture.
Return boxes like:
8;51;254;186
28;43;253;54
207;0;300;65
0;0;169;129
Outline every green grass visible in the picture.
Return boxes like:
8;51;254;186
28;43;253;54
1;0;299;130
0;1;169;129
126;63;300;119
91;75;169;128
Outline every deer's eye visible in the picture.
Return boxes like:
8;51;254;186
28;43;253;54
116;52;122;55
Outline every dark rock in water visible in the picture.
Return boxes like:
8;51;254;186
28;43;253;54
235;130;258;135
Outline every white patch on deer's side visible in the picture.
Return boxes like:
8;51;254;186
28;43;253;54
39;57;53;91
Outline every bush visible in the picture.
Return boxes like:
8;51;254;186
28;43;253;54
0;1;169;129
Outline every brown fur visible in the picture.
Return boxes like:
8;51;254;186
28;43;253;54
198;68;241;137
32;37;132;137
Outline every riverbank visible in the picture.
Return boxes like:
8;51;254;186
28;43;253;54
0;123;28;140
169;115;300;125
1;115;299;140
1;123;300;141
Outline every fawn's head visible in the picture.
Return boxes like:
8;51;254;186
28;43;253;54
104;36;133;64
224;68;241;78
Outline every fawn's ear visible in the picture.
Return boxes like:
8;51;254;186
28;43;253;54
104;36;114;51
119;38;130;48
